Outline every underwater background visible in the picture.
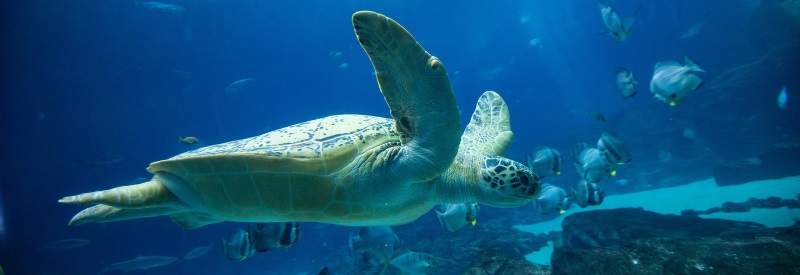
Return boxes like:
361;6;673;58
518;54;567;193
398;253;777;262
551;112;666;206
2;0;799;274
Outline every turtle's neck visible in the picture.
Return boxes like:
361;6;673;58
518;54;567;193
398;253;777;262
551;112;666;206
431;154;482;204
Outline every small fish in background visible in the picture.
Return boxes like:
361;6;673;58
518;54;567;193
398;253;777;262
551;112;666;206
650;56;705;106
570;180;605;208
528;37;543;48
177;136;199;144
223;228;255;261
349;226;399;267
533;184;571;215
338;63;350;69
527;147;563;178
98;255;178;274
682;128;697;140
390;251;440;274
586;111;606;122
615;179;631;187
224;78;255;93
35;239;90;253
778;86;788;110
597;132;632;164
679;11;709;39
75;154;126;166
183;244;213;260
251;222;300;252
140;1;185;14
329;51;343;58
435;203;480;232
616;67;638;100
599;2;640;41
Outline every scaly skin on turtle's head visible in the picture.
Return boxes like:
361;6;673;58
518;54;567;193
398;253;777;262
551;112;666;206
477;156;540;207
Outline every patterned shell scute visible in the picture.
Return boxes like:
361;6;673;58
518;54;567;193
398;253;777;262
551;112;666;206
147;114;400;177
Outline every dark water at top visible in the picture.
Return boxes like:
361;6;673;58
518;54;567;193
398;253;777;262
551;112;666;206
1;0;798;274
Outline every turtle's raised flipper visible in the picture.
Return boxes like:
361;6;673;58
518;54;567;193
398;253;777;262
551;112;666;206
67;204;184;226
352;11;461;181
59;179;175;208
458;91;513;158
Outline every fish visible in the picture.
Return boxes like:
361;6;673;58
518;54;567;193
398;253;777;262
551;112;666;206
222;228;255;261
616;67;637;100
679;11;709;39
599;2;639;41
177;136;199;144
650;56;705;106
140;1;185;14
251;222;300;252
390;251;440;274
533;184;571;215
527;147;563;178
570;180;605;208
574;147;616;183
349;226;399;268
98;255;177;274
615;179;631;187
597;132;632;164
35;239;90;253
778;86;788;110
183;244;212;260
224;78;255;93
435;203;480;232
75;154;125;166
587;111;606;122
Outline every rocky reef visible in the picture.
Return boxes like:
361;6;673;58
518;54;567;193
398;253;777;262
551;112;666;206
551;208;800;274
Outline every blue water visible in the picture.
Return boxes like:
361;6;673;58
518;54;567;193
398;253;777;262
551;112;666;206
2;0;799;274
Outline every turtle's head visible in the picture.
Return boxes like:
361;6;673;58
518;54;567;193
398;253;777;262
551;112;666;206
476;156;541;208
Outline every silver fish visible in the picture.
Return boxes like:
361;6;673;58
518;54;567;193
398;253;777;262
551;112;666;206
183;244;212;260
778;86;788;110
527;147;563;178
435;203;480;232
349;226;399;267
390;251;440;274
533;184;570;215
570;180;604;208
141;1;185;13
679;11;709;39
616;67;637;100
574;147;616;183
36;239;90;252
75;154;125;166
223;228;255;261
599;3;638;41
597;132;632;164
252;222;300;252
98;255;177;274
224;77;255;93
650;56;705;106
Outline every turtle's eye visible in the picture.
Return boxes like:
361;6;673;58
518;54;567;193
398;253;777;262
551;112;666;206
518;173;529;186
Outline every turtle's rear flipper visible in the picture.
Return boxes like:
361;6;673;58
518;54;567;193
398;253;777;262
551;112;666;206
67;204;184;226
59;179;175;208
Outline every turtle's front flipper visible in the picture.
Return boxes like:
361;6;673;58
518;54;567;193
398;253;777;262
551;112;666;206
458;91;513;158
352;11;461;181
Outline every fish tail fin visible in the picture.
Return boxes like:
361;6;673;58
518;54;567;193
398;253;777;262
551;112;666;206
435;210;447;229
684;56;705;72
177;137;184;143
379;249;389;275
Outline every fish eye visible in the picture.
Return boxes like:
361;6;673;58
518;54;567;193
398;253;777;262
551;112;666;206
670;93;677;98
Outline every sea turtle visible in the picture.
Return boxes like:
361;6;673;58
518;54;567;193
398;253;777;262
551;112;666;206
60;11;540;229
